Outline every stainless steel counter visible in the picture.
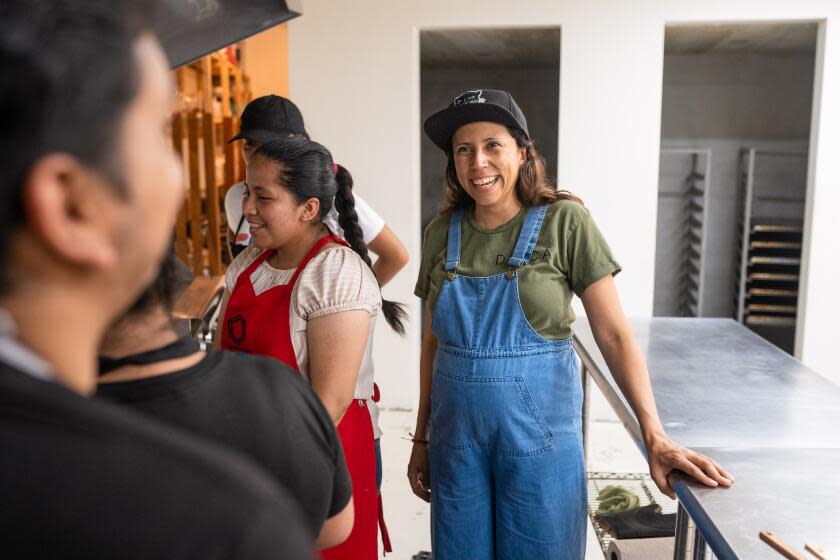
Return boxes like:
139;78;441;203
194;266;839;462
573;317;840;559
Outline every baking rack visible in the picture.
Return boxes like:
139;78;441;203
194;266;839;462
587;471;678;557
734;148;806;354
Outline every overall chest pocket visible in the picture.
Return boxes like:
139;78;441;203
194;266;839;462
431;368;554;457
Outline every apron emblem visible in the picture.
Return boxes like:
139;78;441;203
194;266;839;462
227;314;246;345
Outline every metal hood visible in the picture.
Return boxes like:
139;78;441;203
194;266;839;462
154;0;302;68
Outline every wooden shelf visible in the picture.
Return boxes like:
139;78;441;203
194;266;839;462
749;256;801;266
752;224;803;234
747;303;797;313
749;272;799;282
748;288;798;298
750;241;802;250
746;316;797;327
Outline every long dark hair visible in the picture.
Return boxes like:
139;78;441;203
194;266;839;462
441;127;582;213
254;138;407;336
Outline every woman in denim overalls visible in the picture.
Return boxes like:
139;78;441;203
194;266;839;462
409;89;733;559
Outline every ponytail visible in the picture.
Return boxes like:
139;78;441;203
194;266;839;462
333;165;407;336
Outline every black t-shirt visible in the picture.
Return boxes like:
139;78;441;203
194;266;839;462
0;361;314;559
96;350;352;534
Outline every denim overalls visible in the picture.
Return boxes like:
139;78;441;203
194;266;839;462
429;204;586;560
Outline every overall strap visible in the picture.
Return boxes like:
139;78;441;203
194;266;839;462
445;209;465;280
289;232;348;287
507;204;549;276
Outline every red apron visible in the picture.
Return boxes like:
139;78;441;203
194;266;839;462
221;234;378;559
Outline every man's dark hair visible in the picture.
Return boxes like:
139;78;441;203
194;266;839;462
0;0;157;292
126;245;192;317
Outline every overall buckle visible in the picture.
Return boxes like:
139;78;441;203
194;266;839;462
506;261;525;279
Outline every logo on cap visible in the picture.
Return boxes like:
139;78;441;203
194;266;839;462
454;90;486;106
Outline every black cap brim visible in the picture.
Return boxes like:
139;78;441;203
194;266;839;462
423;104;526;152
227;128;299;144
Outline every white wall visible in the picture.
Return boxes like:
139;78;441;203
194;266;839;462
288;1;840;405
662;53;815;140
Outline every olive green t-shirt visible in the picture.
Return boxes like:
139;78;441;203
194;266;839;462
414;200;621;340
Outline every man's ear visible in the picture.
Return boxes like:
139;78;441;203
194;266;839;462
300;197;322;222
22;153;122;270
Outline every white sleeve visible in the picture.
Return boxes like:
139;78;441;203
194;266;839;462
224;182;246;233
352;194;385;244
294;247;381;320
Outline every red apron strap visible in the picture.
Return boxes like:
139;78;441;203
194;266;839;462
373;381;389;553
233;249;274;292
288;232;349;287
378;493;392;554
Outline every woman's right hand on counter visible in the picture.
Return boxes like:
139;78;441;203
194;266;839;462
646;433;734;499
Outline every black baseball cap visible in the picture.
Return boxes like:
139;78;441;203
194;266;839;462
227;95;308;143
424;89;529;152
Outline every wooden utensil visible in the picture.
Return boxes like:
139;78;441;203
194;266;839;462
805;543;828;560
760;530;806;560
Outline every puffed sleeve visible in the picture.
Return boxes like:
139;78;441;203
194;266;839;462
294;247;382;320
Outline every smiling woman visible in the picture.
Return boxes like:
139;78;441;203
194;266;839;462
449;122;525;225
215;137;405;559
410;88;733;560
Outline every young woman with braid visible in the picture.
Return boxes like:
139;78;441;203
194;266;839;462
216;137;405;559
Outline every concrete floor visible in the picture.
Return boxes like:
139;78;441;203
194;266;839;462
377;386;657;559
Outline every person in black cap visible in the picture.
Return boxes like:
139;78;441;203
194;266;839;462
0;1;315;557
409;89;733;559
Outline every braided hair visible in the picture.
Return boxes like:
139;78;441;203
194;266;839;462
254;138;407;335
333;164;407;335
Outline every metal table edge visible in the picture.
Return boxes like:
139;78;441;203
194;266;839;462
674;480;738;560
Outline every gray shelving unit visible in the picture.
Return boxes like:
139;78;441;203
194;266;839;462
734;149;807;353
655;149;711;317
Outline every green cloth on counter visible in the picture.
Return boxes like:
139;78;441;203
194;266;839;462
596;485;640;514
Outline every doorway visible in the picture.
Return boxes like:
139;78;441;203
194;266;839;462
654;22;818;354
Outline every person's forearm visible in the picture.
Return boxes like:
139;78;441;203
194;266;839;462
367;226;409;287
372;255;406;286
591;321;666;446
